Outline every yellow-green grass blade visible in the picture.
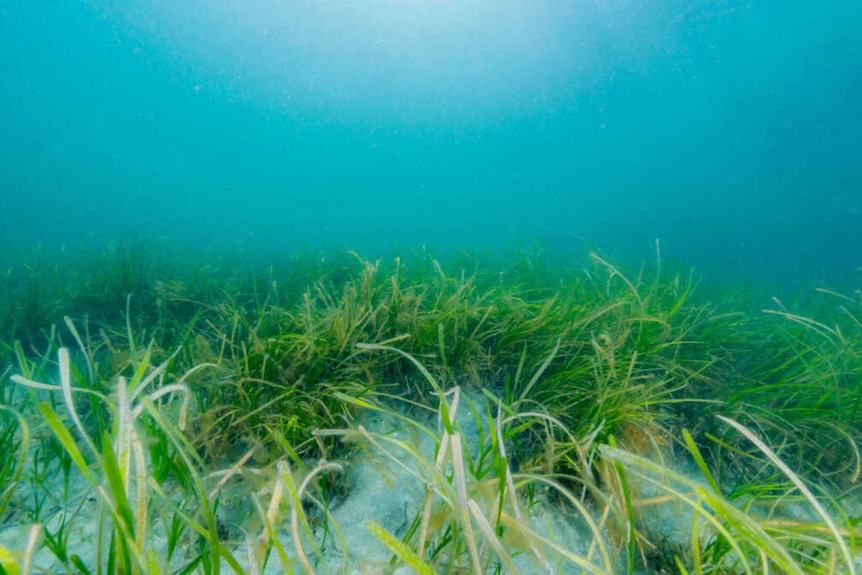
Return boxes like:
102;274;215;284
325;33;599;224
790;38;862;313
0;543;21;575
101;430;135;537
498;511;611;575
450;432;483;574
0;525;41;575
355;342;454;433
99;429;142;572
517;336;561;404
56;347;99;457
11;349;107;457
35;402;94;483
608;436;637;575
683;428;721;495
467;499;520;574
246;473;303;575
0;406;28;519
278;460;318;574
366;520;435;575
601;444;807;575
142;398;243;574
63;315;94;383
717;414;857;575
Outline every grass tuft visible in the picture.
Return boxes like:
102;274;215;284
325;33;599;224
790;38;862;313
0;240;859;574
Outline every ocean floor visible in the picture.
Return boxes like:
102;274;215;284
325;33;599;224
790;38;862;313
0;247;859;574
0;388;640;574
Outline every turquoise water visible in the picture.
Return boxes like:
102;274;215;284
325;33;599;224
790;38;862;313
1;0;860;285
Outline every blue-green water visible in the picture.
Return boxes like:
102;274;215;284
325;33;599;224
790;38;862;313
2;0;860;285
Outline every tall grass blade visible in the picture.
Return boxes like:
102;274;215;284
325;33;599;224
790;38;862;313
366;520;435;575
35;402;94;482
0;406;28;519
716;415;857;574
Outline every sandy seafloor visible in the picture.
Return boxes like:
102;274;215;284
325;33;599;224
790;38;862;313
1;387;859;574
0;389;605;573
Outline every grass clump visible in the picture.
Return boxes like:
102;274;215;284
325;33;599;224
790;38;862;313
0;239;858;574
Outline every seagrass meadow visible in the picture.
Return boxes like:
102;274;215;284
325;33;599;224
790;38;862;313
0;239;859;574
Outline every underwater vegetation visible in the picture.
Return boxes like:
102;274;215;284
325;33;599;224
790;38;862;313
0;240;859;574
